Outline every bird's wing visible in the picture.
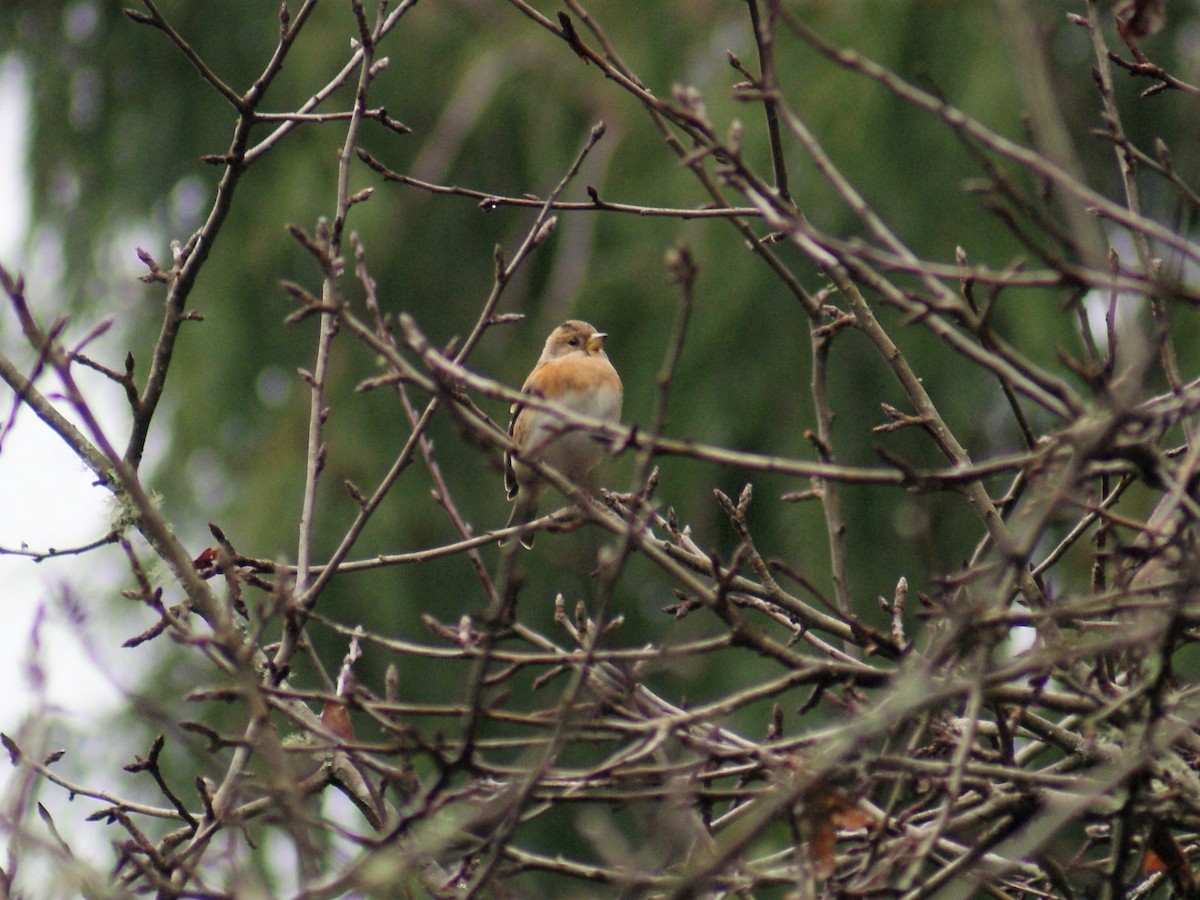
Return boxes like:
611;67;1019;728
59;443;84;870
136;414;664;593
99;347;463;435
504;402;521;499
505;369;546;499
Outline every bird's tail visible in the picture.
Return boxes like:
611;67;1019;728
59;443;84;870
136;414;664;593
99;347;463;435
503;490;541;549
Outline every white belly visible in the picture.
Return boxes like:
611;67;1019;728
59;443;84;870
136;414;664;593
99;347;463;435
523;385;621;484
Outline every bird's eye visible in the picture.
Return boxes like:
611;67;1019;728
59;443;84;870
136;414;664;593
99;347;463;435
568;337;580;346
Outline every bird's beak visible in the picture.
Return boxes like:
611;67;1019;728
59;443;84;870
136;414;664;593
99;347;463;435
586;333;608;353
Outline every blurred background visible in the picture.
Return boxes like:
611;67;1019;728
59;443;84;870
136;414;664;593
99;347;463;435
3;0;1200;892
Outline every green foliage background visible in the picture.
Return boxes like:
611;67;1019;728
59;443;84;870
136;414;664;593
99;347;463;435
4;0;1200;888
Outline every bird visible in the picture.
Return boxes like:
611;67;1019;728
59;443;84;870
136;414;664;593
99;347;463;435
503;320;623;548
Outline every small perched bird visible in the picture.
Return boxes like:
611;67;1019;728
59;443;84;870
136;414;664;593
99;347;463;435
504;320;623;548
